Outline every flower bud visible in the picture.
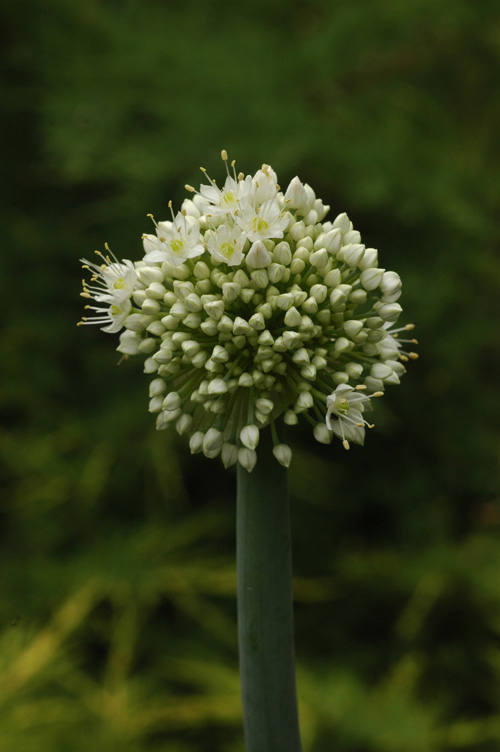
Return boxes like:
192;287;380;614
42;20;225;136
313;423;333;444
189;431;205;454
193;261;211;279
204;300;225;320
255;398;274;415
149;396;164;413
138;266;165;286
273;241;292;265
207;378;228;395
284;176;310;213
323;268;342;288
273;444;292;467
295;391;313;412
221;443;239;468
380;271;402;296
238;372;254;387
149;378;166;398
331;212;350;233
175;414;193;435
163;391;181;410
358;248;378;270
284;410;298;425
246;241;272;269
309;249;328;268
377;302;402;322
360;268;385;291
343;320;364;338
340;244;365;267
370;363;393;380
240;424;260;450
238;447;257;473
289;221;306;241
146;282;167;300
284;306;302;327
251;269;269;288
203;428;223;452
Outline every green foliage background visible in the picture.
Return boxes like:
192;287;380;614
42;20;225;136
1;1;500;749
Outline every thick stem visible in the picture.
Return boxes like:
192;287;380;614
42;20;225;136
236;427;302;752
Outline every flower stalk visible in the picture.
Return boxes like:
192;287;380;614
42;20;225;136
237;426;302;752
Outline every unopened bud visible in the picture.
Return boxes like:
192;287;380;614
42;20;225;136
247;240;272;269
240;424;260;450
238;447;257;473
273;444;292;467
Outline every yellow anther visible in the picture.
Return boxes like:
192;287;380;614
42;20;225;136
372;391;384;397
221;149;228;161
185;184;195;192
342;440;350;450
409;352;419;360
355;384;367;390
405;323;415;330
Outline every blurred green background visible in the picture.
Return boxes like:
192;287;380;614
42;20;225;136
1;0;500;750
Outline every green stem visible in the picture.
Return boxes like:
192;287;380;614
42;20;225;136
236;427;302;752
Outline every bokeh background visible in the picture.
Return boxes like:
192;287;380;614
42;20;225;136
1;1;500;750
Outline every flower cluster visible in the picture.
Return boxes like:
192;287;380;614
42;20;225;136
80;152;417;471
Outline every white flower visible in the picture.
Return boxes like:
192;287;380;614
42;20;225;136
199;174;253;218
250;165;279;206
206;223;247;266
143;213;204;266
236;198;290;242
79;253;137;333
81;151;416;468
325;385;374;450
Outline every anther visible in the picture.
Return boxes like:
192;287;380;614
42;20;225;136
409;352;419;360
342;440;350;450
355;384;367;390
221;149;228;161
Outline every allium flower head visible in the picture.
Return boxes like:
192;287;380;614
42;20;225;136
79;151;417;470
